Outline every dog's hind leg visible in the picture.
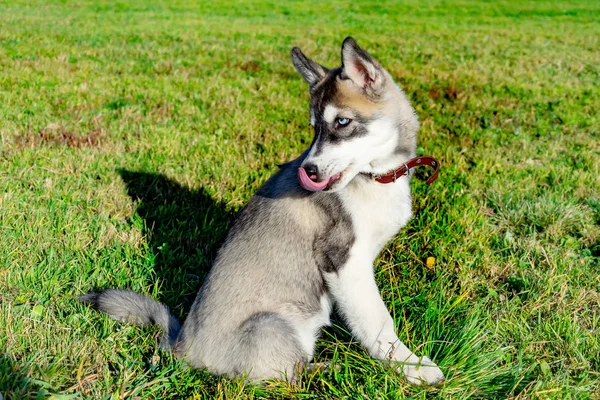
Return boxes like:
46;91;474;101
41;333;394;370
229;312;309;382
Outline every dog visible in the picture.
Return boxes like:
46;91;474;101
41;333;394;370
81;37;445;386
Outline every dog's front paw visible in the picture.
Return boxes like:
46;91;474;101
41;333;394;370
401;356;444;386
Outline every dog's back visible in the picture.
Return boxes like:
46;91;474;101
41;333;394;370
174;157;339;378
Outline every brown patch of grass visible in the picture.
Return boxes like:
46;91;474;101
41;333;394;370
445;85;460;101
428;87;442;100
428;84;463;102
240;61;260;72
15;123;104;149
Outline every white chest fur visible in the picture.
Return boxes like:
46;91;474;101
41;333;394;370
340;176;413;261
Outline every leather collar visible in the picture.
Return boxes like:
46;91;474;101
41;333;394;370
367;156;440;185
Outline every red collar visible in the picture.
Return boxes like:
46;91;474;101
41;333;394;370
369;156;440;185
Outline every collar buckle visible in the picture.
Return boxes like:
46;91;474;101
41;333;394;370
402;163;409;176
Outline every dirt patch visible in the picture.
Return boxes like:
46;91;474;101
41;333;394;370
15;123;104;149
240;61;260;72
428;84;462;102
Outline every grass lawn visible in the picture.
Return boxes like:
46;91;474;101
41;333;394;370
1;0;599;398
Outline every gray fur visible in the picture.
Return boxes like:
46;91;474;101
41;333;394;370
172;155;350;378
311;191;355;274
291;47;327;88
79;290;181;348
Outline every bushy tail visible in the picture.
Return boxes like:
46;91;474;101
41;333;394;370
80;289;181;348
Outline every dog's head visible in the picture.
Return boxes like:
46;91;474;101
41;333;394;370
292;37;419;192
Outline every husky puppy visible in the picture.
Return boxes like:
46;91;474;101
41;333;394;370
81;37;444;385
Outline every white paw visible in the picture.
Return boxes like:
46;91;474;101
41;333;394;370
401;356;444;386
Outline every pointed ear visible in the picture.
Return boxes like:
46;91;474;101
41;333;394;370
341;37;384;94
291;47;327;88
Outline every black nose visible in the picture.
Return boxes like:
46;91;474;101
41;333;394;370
304;164;319;181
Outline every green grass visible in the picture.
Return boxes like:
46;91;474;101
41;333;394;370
1;0;599;398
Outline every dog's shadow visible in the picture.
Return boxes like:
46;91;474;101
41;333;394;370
118;170;235;314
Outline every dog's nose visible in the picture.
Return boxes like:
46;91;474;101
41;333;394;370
304;164;319;181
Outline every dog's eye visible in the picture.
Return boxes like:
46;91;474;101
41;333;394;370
336;118;352;128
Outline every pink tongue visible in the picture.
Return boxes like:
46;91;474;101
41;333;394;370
298;167;332;192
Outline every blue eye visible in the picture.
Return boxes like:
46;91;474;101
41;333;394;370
336;118;352;127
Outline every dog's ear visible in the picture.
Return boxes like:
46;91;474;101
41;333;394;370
341;37;384;95
291;47;327;88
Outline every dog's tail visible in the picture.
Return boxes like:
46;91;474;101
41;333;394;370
80;289;181;348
